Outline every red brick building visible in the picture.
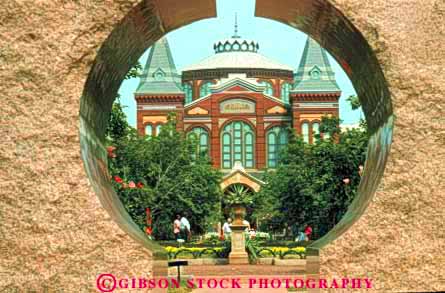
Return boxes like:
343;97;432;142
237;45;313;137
135;32;341;185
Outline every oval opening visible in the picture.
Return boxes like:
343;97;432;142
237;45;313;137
80;0;393;277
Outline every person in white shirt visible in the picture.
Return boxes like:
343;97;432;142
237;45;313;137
242;219;250;232
222;218;232;238
180;214;191;241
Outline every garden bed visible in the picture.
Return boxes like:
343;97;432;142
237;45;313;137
165;246;230;260
163;244;306;263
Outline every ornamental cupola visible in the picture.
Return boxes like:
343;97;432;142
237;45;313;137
181;15;293;79
213;14;259;54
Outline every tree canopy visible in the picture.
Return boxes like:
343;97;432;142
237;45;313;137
107;111;223;240
254;106;368;239
105;63;222;240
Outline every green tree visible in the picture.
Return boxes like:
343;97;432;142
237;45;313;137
346;95;368;132
106;62;222;240
346;95;361;110
105;62;142;141
108;114;222;240
257;117;368;239
318;116;341;140
106;101;129;141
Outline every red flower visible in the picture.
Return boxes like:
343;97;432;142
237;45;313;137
129;181;136;189
137;182;144;189
343;178;350;184
107;146;116;152
145;227;153;235
113;176;123;184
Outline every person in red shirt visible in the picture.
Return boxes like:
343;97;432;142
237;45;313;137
304;225;313;240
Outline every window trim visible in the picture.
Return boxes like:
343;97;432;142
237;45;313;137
220;120;256;169
199;81;213;98
301;120;310;144
183;82;193;104
144;123;153;137
311;120;321;144
258;80;274;96
280;82;292;103
187;126;210;160
266;125;289;168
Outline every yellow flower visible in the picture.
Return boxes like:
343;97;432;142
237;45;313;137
164;246;177;253
292;247;306;253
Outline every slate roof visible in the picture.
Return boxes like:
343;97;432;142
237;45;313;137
135;37;183;95
292;37;341;93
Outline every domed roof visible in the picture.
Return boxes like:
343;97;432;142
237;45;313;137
181;51;293;72
181;19;293;73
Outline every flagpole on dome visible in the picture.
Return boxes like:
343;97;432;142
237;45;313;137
232;13;240;39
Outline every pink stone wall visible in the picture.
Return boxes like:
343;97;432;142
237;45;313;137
0;0;443;292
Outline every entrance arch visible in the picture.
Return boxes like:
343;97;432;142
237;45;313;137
220;162;264;193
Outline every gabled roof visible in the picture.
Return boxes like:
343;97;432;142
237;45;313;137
211;75;266;93
184;75;288;109
292;37;341;94
220;162;265;192
135;37;183;95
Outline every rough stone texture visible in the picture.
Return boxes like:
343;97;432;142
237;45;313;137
0;1;444;293
0;1;151;292
319;0;445;292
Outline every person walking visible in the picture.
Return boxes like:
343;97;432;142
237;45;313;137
222;218;232;239
180;213;191;241
173;214;181;240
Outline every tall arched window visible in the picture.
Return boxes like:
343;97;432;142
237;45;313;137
259;80;274;96
267;126;289;168
155;124;162;136
200;82;212;98
187;127;209;159
183;83;192;104
145;124;153;137
281;82;291;103
312;122;320;143
221;121;255;169
302;122;309;143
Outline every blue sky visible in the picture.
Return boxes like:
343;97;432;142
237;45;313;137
118;0;363;127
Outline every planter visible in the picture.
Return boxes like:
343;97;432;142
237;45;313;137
231;203;246;225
